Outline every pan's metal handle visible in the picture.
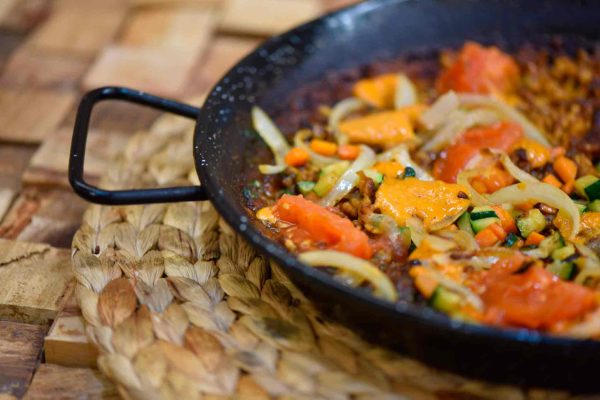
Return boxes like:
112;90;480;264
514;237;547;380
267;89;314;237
69;86;207;205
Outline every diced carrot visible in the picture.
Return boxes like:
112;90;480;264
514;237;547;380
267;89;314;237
516;201;536;212
353;73;397;109
471;178;488;194
562;180;575;195
525;231;545;246
477;166;515;194
542;174;562;188
284;147;310;167
475;226;500;247
488;223;508;242
553;156;578;184
491;206;517;233
337;144;360;160
310;139;338;156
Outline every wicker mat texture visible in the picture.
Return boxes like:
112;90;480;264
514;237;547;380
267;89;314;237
71;109;581;400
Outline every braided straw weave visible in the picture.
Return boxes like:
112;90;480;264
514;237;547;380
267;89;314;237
71;109;577;400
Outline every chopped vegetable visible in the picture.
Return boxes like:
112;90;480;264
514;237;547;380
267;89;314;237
429;286;462;314
375;179;470;230
299;250;397;301
284;147;310;167
274;195;372;259
542;174;562;188
337;144;360;160
436;42;519;96
482;266;596;329
297;181;316;195
394;74;418;109
575;175;599;199
310;139;338;156
525;231;545;246
338;110;415;147
420;91;460;130
320;146;375;207
252;106;290;166
517;209;547;239
433;121;524;183
553;156;578;185
489;182;581;239
475;224;502;247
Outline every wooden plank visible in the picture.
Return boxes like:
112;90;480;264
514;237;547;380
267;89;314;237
219;0;322;36
0;0;49;33
83;45;205;98
0;32;25;72
129;0;221;7
0;48;89;90
0;88;75;144
120;7;216;53
25;4;127;58
0;239;72;324
0;321;46;398
321;0;362;12
23;127;130;189
24;364;117;399
183;36;259;95
0;189;88;248
44;283;98;368
0;144;36;223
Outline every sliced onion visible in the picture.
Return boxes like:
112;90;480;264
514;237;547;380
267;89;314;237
436;229;479;252
320;145;375;207
407;216;426;246
422;234;457;252
252;106;290;165
420;91;459;130
456;170;489;206
258;164;286;174
457;94;551;147
488;182;580;239
293;129;338;167
490;149;538;183
422;108;498;153
394;74;417;109
299;250;397;302
328;97;366;145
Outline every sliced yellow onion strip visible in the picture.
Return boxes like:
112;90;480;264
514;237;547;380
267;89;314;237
457;94;551;147
394;74;417;109
488;182;580;239
299;250;397;302
328;97;366;145
320;145;375;207
420;90;459;130
258;164;286;174
252;106;290;165
456;170;489;207
491;150;538;183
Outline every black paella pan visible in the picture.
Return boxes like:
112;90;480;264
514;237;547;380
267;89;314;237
69;0;600;391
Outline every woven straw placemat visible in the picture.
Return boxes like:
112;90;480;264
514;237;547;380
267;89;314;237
71;109;580;400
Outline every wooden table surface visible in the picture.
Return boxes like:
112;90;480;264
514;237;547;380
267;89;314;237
0;1;357;398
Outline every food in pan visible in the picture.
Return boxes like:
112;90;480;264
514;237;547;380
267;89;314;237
245;41;600;336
